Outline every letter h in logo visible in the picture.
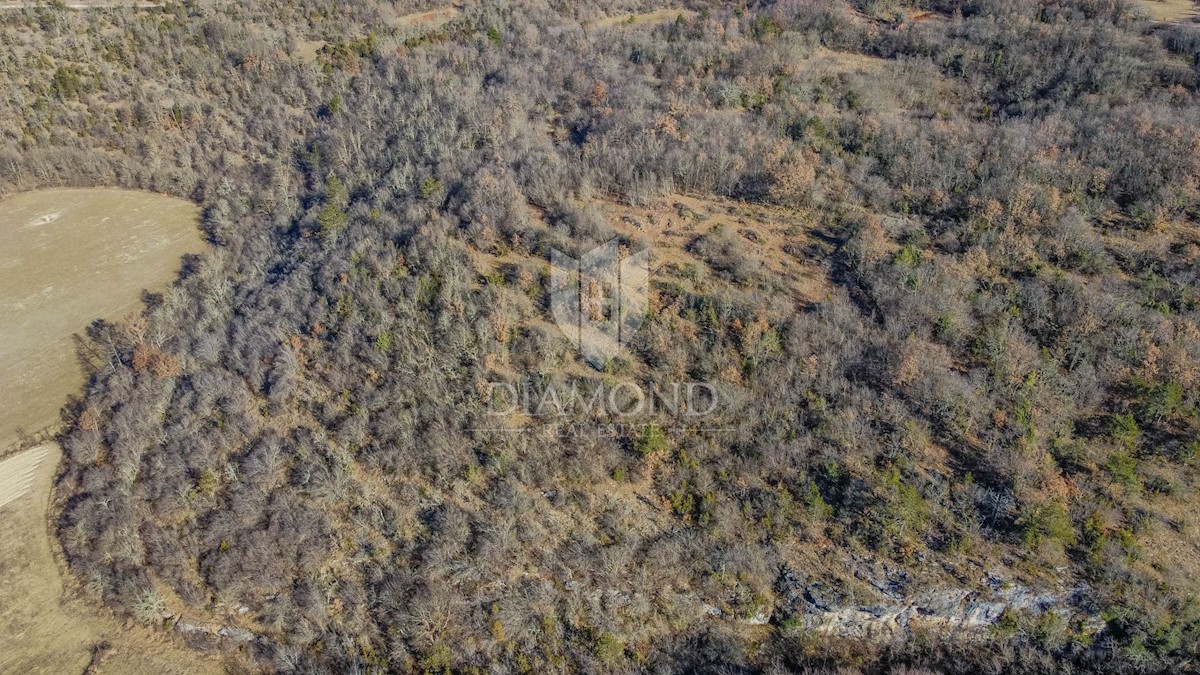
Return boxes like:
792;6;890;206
550;239;649;369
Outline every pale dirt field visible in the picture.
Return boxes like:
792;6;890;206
1137;0;1200;22
0;189;213;673
0;188;201;452
0;444;50;510
0;444;225;675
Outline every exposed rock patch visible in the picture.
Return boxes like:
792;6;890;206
775;564;1088;638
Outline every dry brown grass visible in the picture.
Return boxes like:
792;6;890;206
905;9;950;24
802;47;891;76
593;8;697;29
468;193;832;320
288;5;461;62
392;5;460;30
293;38;324;62
600;194;834;303
1136;0;1200;22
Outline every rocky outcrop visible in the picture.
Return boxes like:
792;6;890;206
774;564;1088;639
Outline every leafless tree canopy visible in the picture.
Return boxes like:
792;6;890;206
4;0;1198;671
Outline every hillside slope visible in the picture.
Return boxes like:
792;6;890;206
0;0;1197;672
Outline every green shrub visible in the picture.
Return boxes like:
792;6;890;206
1019;502;1076;550
421;177;443;200
992;607;1021;638
1105;451;1139;489
196;468;219;497
633;423;667;456
893;244;922;269
1112;414;1140;451
805;482;832;521
594;632;623;665
318;175;349;235
50;66;85;98
374;331;393;353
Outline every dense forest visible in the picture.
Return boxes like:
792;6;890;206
3;0;1200;671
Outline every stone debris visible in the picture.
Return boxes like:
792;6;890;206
771;563;1087;638
174;618;263;644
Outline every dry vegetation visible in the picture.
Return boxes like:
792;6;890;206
0;445;227;675
593;8;698;29
471;193;834;317
0;0;1199;672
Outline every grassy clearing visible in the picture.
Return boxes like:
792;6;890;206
0;188;201;451
599;194;834;303
290;5;461;62
469;193;834;339
593;8;698;29
1137;0;1200;22
392;5;460;30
